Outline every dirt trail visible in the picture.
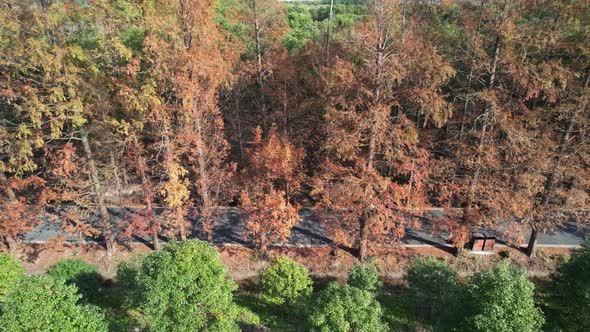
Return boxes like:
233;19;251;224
7;242;571;280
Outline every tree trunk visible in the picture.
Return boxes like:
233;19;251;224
179;210;187;241
526;228;539;258
1;171;18;253
234;88;244;162
0;172;16;201
194;113;214;243
367;27;384;170
358;216;369;262
325;0;334;66
152;227;161;251
80;127;115;256
0;173;19;252
252;0;268;131
260;233;269;260
110;151;122;203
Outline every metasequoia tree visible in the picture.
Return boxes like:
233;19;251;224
0;1;123;253
234;0;288;130
518;0;590;257
137;0;234;242
313;0;451;261
240;126;303;257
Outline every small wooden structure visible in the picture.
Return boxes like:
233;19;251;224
470;231;495;252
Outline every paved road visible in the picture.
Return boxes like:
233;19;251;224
20;207;588;248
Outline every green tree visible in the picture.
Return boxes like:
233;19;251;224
464;262;544;332
119;240;240;332
259;257;313;305
46;259;102;302
347;263;383;294
405;256;462;331
0;275;107;332
553;239;590;331
0;253;24;301
307;282;387;332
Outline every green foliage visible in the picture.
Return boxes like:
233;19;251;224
0;275;108;332
46;258;102;302
259;257;313;305
284;6;320;52
552;239;590;331
119;240;240;332
464;262;544;332
405;256;462;330
307;282;387;332
0;253;24;302
347;263;383;294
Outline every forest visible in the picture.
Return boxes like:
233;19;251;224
0;0;590;331
1;0;589;259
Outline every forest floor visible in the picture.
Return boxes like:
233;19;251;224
12;241;572;281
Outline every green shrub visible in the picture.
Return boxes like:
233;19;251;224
405;256;463;330
0;275;107;332
118;240;240;332
0;253;24;301
46;258;102;301
465;262;544;332
347;263;382;294
307;282;387;332
553;239;590;331
259;257;313;305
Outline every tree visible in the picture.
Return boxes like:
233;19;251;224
552;239;590;331
313;0;451;261
0;275;108;332
405;256;462;330
240;188;300;258
464;262;544;332
118;240;240;332
0;253;24;302
240;126;303;257
232;0;288;130
307;282;387;332
347;263;383;294
139;0;235;242
46;259;103;302
259;257;313;305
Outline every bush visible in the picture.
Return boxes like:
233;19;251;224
0;253;24;301
259;257;313;305
118;240;240;331
347;263;382;294
307;282;387;332
553;239;590;331
46;258;102;301
405;256;463;330
0;275;107;332
465;262;544;332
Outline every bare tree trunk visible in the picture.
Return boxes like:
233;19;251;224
80;127;115;256
194;113;214;243
283;80;288;137
110;151;122;203
367;25;384;170
358;216;370;262
234;88;244;162
325;0;334;66
178;207;187;241
252;0;268;131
